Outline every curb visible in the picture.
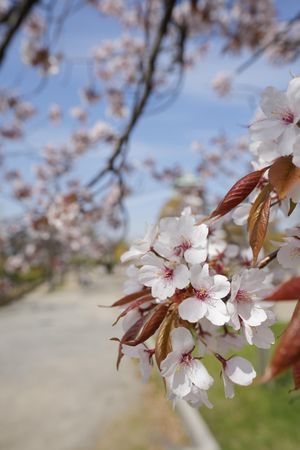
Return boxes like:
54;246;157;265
176;400;220;450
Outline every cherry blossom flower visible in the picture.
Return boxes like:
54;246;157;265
48;104;62;123
15;102;36;121
89;121;115;143
25;13;45;37
160;327;214;397
221;356;256;399
178;264;230;325
139;253;190;301
81;86;101;104
122;344;153;382
197;318;245;357
21;41;60;75
0;121;23;140
207;225;238;260
212;72;233;97
242;309;276;349
183;386;213;409
277;226;300;268
250;77;300;161
70;107;87;123
154;213;208;264
227;268;273;330
120;224;157;263
250;138;281;164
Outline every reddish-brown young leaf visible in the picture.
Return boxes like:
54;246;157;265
261;301;300;382
125;302;170;346
110;289;150;307
112;294;154;325
266;277;300;301
155;309;178;370
248;187;271;264
293;359;300;390
209;168;268;219
269;156;300;200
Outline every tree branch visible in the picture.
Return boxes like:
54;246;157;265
235;10;300;74
86;0;176;189
0;0;40;67
257;249;279;269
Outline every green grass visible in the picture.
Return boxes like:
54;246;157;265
200;324;300;450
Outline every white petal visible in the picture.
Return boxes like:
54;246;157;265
160;351;180;376
238;302;267;326
153;241;173;259
172;367;191;397
250;118;284;141
225;356;256;386
190;263;211;290
121;247;142;262
260;86;288;117
191;224;208;247
222;371;235;399
205;299;229;326
277;243;298;269
242;322;254;345
251;325;275;349
171;327;195;353
292;150;300;169
140;252;164;267
151;278;174;300
211;275;230;298
173;264;190;289
188;360;214;390
232;203;251;226
184;387;213;409
184;247;207;264
179;298;207;323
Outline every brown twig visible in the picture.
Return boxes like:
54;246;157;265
0;0;40;67
85;0;177;190
235;10;300;74
257;249;279;269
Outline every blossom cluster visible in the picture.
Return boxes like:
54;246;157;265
116;209;275;408
250;76;300;169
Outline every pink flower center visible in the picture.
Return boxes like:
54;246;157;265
174;239;191;257
195;288;208;300
163;266;174;280
236;289;251;302
180;352;192;365
281;109;294;125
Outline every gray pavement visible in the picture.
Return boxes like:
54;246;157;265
0;271;142;450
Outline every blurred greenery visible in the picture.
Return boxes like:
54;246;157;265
201;323;300;450
0;263;46;305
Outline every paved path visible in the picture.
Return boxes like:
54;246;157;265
0;272;142;450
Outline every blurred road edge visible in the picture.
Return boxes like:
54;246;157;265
176;400;220;450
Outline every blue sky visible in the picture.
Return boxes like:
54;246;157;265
1;1;300;239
